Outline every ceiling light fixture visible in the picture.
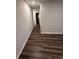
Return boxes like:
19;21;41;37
32;1;36;5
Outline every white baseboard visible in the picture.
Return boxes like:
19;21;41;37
41;32;63;34
16;27;34;59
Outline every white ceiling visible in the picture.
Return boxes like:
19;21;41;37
24;0;62;9
24;0;54;9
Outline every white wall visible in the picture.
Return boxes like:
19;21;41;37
33;10;36;25
16;0;34;58
40;0;63;34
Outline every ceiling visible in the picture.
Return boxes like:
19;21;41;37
24;0;54;9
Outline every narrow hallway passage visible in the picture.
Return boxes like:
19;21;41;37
19;25;63;59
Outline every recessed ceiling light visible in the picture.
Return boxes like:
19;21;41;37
32;1;36;5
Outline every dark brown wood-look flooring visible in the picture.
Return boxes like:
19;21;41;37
19;25;63;59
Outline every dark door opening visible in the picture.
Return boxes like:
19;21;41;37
36;13;39;25
36;13;40;32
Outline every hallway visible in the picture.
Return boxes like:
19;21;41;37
16;0;63;59
19;25;63;59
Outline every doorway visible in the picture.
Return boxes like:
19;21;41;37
36;13;39;25
35;12;40;32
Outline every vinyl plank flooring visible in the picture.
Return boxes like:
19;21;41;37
19;25;63;59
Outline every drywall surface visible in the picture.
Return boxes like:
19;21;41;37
33;10;36;25
16;0;34;58
40;0;63;34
